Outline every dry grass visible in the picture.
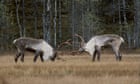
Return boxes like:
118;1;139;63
0;53;139;84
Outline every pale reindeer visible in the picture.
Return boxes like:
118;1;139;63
13;37;57;62
75;34;124;61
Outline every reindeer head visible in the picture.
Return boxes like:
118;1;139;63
49;51;57;61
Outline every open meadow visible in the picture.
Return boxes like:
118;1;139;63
0;52;139;84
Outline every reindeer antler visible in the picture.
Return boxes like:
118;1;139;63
57;39;72;49
74;34;85;47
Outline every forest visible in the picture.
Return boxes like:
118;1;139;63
0;0;140;52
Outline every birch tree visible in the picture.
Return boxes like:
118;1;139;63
58;0;62;43
71;0;75;49
15;0;22;37
22;0;25;37
42;0;51;42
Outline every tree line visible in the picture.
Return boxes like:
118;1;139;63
0;0;140;52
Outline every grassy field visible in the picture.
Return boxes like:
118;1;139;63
0;53;139;84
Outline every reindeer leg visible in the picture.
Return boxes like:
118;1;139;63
113;49;119;61
112;47;121;61
40;52;44;62
97;50;101;61
118;51;122;61
15;48;23;62
96;46;101;61
15;52;21;62
19;49;25;62
33;51;40;62
92;50;97;61
20;53;24;62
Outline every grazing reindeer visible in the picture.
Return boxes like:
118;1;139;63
13;37;57;62
75;34;124;61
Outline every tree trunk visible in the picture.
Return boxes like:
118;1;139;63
112;0;115;23
42;0;51;43
46;0;51;43
122;0;127;24
71;0;75;49
53;0;57;48
22;0;25;37
43;0;47;40
58;0;62;43
15;0;22;37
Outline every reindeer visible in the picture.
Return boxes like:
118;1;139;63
13;37;57;62
75;34;124;61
